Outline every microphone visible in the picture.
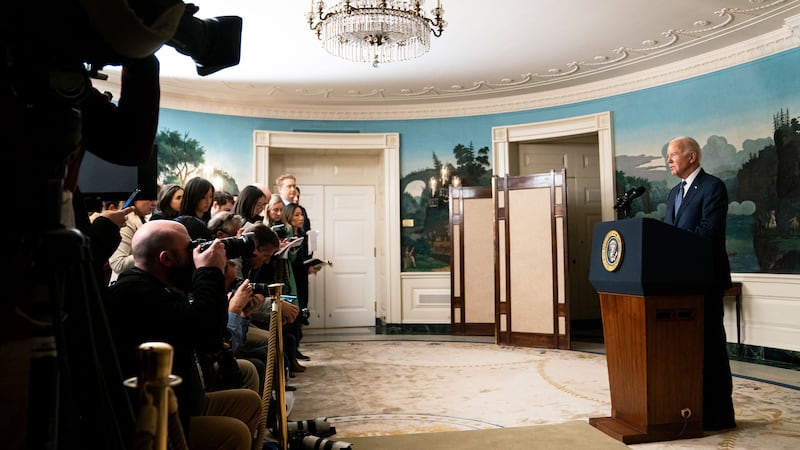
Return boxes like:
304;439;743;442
613;186;646;210
627;186;646;201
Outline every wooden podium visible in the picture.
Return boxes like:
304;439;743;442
587;218;712;444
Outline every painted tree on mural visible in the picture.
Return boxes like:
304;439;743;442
155;129;205;184
154;128;239;192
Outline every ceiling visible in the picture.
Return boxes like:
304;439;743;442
97;1;800;111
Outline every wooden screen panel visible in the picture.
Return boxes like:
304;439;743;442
450;186;494;335
463;198;494;327
495;170;570;349
508;188;554;333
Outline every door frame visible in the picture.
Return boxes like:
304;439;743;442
252;130;401;324
492;112;616;222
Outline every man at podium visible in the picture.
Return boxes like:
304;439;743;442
664;136;736;431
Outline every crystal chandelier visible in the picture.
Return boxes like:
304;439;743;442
308;0;446;68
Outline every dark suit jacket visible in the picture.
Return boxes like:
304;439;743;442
664;168;732;292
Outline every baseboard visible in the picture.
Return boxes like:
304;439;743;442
375;318;451;335
731;343;800;370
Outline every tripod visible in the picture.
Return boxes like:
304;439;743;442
19;205;136;449
7;119;136;448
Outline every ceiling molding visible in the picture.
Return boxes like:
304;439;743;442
113;21;798;121
90;7;800;121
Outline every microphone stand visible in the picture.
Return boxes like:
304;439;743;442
614;198;633;220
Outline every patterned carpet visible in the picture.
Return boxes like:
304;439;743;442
286;341;800;449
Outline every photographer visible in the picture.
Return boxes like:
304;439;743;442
107;220;261;449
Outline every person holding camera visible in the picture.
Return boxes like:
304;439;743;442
107;219;261;450
236;223;306;377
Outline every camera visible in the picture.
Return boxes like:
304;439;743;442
231;278;269;296
168;5;243;76
191;231;256;259
79;2;243;78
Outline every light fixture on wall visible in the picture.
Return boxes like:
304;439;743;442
429;166;460;207
308;0;446;68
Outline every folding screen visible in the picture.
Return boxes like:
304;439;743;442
450;186;494;335
494;170;570;349
450;170;570;348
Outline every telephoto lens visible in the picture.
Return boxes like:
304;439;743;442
287;418;336;437
300;436;352;450
190;232;256;259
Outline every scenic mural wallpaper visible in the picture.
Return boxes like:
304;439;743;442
146;48;800;276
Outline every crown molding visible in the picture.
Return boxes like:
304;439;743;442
92;14;800;121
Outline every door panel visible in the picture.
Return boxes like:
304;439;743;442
518;142;601;321
323;186;376;327
301;185;325;327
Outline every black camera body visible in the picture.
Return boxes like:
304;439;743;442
231;278;270;296
191;231;256;259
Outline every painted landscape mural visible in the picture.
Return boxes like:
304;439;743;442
400;143;492;272
617;109;800;274
146;47;800;276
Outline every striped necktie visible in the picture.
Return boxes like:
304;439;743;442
674;180;686;217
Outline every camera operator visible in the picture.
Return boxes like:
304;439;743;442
107;220;261;450
4;2;245;447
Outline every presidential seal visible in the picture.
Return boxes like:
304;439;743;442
601;230;623;272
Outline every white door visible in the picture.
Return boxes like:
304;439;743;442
303;185;376;328
299;185;324;327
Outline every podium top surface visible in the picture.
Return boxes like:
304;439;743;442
588;218;713;296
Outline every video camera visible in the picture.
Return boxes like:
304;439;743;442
82;1;243;78
191;231;256;259
167;3;243;76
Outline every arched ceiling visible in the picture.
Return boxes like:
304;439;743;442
94;0;800;115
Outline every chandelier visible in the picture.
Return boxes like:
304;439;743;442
308;0;446;68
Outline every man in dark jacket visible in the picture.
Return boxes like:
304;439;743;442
664;136;736;432
108;220;260;449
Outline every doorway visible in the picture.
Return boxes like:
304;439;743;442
302;185;376;327
253;130;401;328
492;112;616;346
513;136;604;340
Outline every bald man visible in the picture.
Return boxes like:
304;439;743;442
107;220;261;450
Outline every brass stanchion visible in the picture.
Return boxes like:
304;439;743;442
257;283;289;450
124;342;184;450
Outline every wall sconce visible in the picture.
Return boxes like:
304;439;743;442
428;166;460;207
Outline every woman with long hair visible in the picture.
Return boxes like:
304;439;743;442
233;185;268;225
175;176;214;240
281;202;312;364
149;183;183;220
179;177;215;223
